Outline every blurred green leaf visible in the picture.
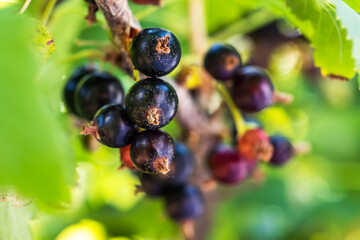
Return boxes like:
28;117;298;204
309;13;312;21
342;0;360;12
0;203;33;240
0;11;76;203
29;18;55;60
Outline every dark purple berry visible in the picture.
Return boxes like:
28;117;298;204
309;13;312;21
130;130;175;175
74;72;124;121
137;173;165;197
232;66;274;113
81;104;138;148
136;143;195;197
208;145;248;185
63;65;96;115
164;184;204;222
161;142;195;184
125;78;178;129
269;135;294;166
204;43;242;81
130;28;181;77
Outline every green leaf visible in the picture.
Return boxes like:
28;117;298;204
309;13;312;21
285;0;355;78
329;0;360;73
29;18;55;60
0;12;76;203
0;203;33;240
342;0;360;12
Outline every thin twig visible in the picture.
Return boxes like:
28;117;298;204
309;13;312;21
18;0;32;14
41;0;57;25
216;82;247;137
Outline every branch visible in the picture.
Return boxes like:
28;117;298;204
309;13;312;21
95;0;141;74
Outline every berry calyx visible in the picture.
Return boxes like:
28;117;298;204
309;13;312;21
80;104;138;148
130;28;181;77
231;66;274;112
130;130;175;174
153;142;195;184
125;77;179;129
63;65;96;115
238;128;273;162
208;145;248;185
74;72;125;121
164;184;204;222
204;43;242;81
269;135;295;166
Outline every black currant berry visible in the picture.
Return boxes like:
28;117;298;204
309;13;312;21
81;104;139;148
232;66;274;113
269;135;294;166
162;142;195;184
137;173;165;197
74;72;124;121
204;43;242;81
130;130;175;174
63;65;96;115
136;143;194;196
125;78;178;129
208;145;248;185
164;184;204;222
130;28;181;77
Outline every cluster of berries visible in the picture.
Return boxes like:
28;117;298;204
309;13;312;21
63;28;204;226
204;43;295;185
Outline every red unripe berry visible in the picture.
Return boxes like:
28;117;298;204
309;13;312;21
120;145;136;170
208;145;248;185
130;0;161;5
238;129;273;162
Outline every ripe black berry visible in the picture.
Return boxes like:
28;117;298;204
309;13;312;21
130;28;181;77
269;135;294;166
125;78;178;129
164;184;204;222
204;43;242;80
130;129;175;174
74;72;125;121
208;145;248;185
135;143;194;196
81;104;138;148
137;173;165;197
232;66;274;112
63;65;96;115
162;143;194;184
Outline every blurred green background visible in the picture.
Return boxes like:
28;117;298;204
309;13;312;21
1;0;360;239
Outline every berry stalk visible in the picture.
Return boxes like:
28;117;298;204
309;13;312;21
216;82;247;137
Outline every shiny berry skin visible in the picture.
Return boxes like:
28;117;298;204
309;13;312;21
136;143;194;196
204;43;242;81
63;65;96;115
130;28;181;77
87;104;138;148
130;130;175;174
120;145;136;170
208;145;248;185
162;143;195;184
125;78;178;129
269;135;294;166
164;184;204;221
232;66;274;112
74;72;125;121
238;128;273;162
